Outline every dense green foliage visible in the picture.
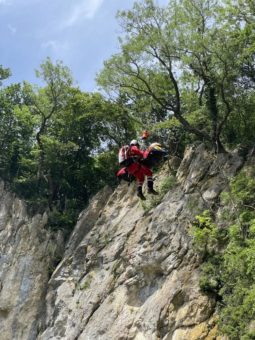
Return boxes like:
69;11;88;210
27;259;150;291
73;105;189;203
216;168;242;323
1;1;254;229
97;0;255;152
190;170;255;339
0;59;137;234
0;4;254;235
0;1;255;335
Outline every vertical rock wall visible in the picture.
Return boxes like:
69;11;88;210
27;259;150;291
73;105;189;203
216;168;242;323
37;145;243;340
0;182;64;340
0;145;244;340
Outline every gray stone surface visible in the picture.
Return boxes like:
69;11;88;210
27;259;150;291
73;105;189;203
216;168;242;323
0;145;245;340
0;183;64;340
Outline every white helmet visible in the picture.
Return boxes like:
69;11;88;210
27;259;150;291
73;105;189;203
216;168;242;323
130;139;139;146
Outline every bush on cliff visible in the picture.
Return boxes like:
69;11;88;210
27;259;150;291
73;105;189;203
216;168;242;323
190;171;255;339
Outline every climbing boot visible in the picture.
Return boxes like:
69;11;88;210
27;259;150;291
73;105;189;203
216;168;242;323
137;186;146;200
148;188;159;195
147;180;159;195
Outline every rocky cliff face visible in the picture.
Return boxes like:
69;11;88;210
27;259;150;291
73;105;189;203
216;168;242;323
0;182;64;340
0;145;244;340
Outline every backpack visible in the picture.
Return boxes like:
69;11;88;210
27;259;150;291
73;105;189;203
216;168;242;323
141;143;168;168
118;145;133;166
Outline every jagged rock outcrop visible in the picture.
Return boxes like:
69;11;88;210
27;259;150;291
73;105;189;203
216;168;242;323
0;145;245;340
0;182;64;340
37;145;242;340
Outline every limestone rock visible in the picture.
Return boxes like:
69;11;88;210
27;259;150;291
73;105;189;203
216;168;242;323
0;182;64;340
0;145;245;340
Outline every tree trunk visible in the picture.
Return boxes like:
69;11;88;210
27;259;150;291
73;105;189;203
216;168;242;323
205;86;226;153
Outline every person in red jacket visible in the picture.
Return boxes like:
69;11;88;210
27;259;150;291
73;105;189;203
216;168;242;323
127;140;158;200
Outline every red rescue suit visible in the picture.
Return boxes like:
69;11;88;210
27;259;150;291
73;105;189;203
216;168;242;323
127;145;153;185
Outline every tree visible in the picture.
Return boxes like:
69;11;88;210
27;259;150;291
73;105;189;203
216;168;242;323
97;0;255;152
0;83;34;181
0;65;11;86
15;61;133;214
29;58;73;178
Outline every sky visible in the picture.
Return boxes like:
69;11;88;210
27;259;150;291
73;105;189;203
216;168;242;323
0;0;168;92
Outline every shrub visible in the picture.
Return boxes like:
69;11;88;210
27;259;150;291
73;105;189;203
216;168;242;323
190;172;255;339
